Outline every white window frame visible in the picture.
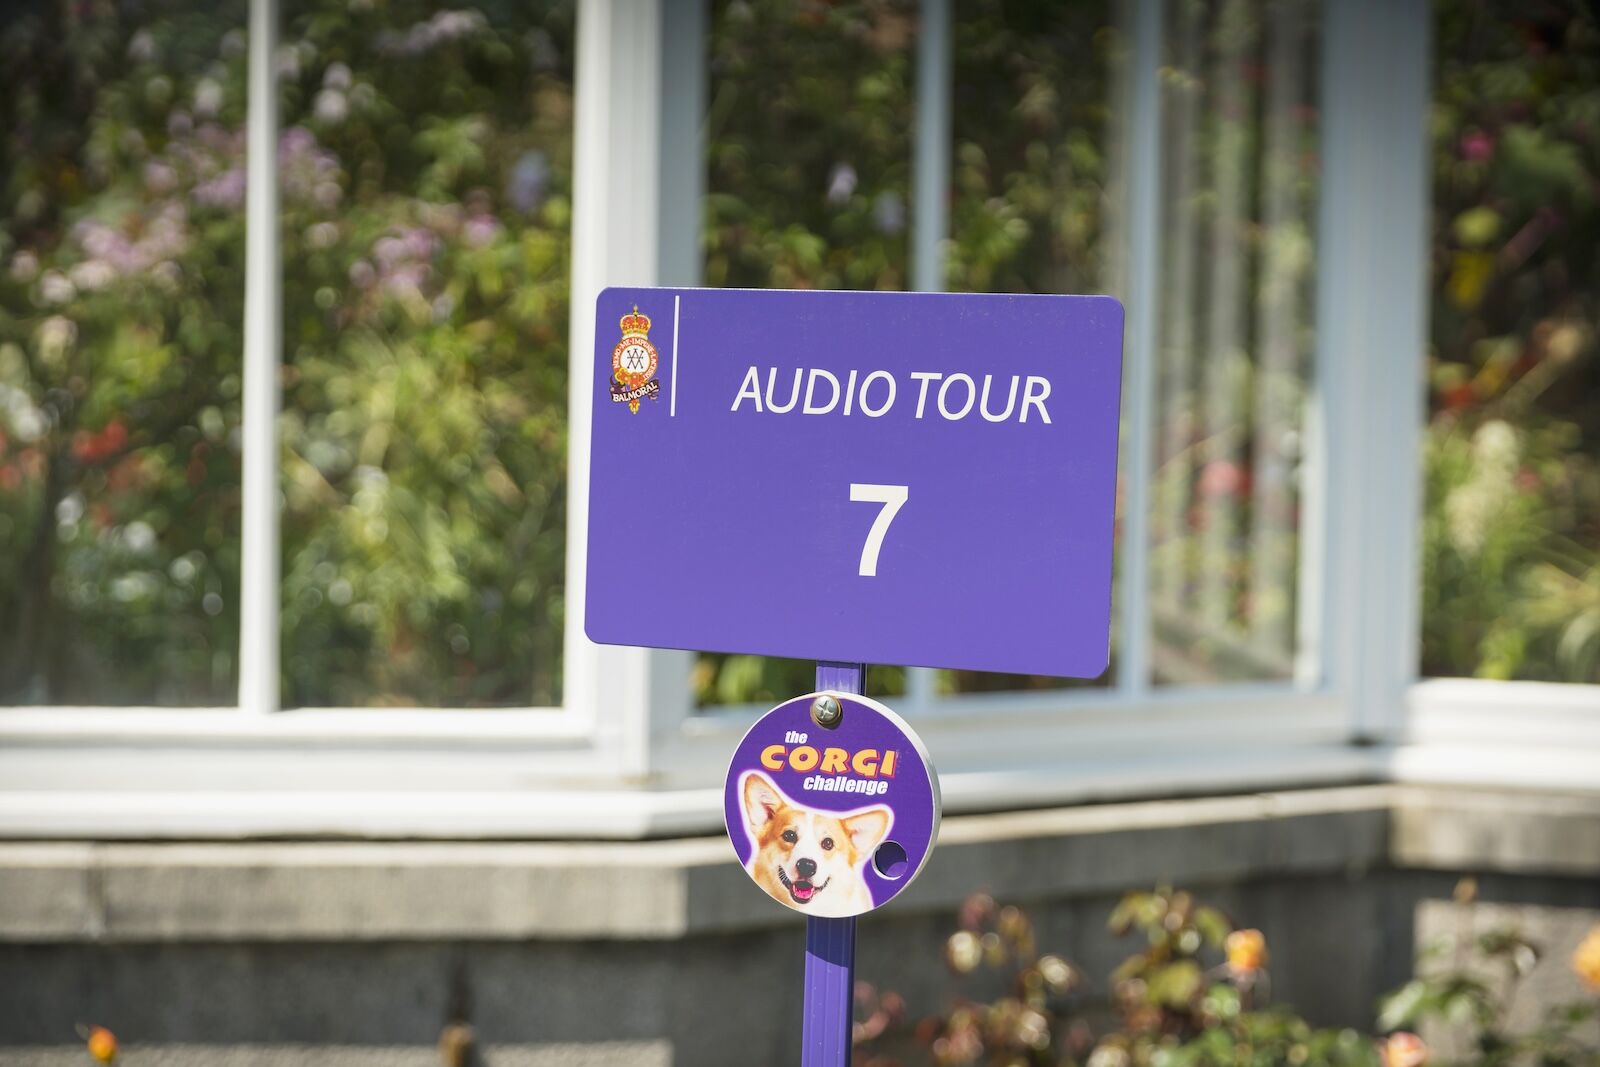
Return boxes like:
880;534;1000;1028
1;0;1594;842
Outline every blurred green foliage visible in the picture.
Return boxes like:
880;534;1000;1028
0;0;573;706
704;0;915;292
275;0;573;706
1423;0;1600;683
0;0;250;703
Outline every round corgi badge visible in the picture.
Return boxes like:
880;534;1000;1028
724;692;940;918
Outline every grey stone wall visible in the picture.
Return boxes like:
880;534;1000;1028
3;786;1598;1066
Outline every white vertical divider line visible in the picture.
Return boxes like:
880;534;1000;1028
1307;0;1430;736
905;0;950;713
1114;0;1164;696
238;0;281;715
670;294;680;416
566;0;664;776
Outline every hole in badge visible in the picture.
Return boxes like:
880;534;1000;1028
872;840;909;880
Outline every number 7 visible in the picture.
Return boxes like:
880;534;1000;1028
850;483;908;577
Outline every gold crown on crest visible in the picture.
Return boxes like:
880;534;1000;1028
619;305;652;338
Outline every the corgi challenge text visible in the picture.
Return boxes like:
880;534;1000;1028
760;732;899;798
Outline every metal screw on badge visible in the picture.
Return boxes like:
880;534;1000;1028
810;693;843;728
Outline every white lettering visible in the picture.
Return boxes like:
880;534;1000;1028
800;775;889;797
766;367;803;414
910;371;942;419
938;373;977;421
732;368;1052;424
1021;375;1053;424
850;482;908;576
802;368;841;415
858;371;896;417
731;366;763;412
980;374;1019;422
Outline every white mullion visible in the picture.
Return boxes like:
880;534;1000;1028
645;0;707;742
658;1;706;291
1114;0;1164;695
912;0;950;295
238;0;282;715
905;0;951;710
566;0;667;777
1308;0;1430;735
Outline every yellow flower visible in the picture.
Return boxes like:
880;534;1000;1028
1225;928;1268;975
1573;927;1600;992
86;1025;118;1063
1381;1032;1427;1067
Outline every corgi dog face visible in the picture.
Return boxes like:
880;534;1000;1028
740;770;892;917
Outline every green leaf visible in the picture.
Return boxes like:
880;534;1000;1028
1194;906;1231;948
1377;979;1430;1031
1147;960;1203;1007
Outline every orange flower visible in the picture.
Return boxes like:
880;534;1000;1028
1573;927;1600;992
1225;928;1268;975
85;1025;118;1063
1382;1032;1428;1067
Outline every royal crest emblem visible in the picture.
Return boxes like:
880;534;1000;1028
610;305;661;414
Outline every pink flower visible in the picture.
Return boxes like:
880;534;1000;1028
373;236;407;269
1460;130;1493;163
462;214;501;248
144;161;178;194
194;168;246;209
1198;459;1246;498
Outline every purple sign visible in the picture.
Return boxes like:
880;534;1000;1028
585;287;1124;678
725;693;939;917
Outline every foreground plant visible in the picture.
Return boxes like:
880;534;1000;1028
856;884;1600;1067
75;1023;117;1063
1379;880;1600;1066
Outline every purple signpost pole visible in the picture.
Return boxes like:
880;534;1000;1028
804;660;865;1067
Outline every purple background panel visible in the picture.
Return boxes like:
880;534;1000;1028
724;693;939;916
585;287;1124;678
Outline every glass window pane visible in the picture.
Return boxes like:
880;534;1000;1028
939;0;1123;696
278;1;574;707
0;1;248;705
696;0;916;708
1148;0;1318;686
703;0;916;292
1422;1;1600;683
